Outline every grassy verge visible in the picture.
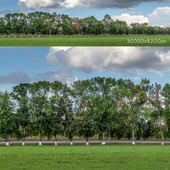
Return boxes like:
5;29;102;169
0;36;169;46
0;145;170;169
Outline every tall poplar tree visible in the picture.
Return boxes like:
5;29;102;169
11;83;30;145
123;78;150;144
29;81;50;145
0;91;18;145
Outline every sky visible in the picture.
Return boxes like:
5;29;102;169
0;0;170;27
1;47;170;92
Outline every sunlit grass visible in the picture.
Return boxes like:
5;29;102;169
0;145;170;170
0;36;169;46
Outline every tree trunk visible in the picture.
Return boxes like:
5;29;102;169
102;131;105;145
22;127;25;145
6;133;9;146
70;138;73;145
161;130;164;145
85;137;89;145
55;135;57;145
132;129;135;145
23;127;25;142
6;133;8;142
39;130;42;145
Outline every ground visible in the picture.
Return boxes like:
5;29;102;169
0;145;170;169
0;36;169;46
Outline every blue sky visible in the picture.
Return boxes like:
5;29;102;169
0;0;170;27
1;47;170;92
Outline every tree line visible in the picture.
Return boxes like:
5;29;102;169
1;77;170;145
0;12;170;36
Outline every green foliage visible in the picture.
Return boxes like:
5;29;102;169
11;83;30;141
0;91;19;141
0;11;170;36
162;83;170;130
1;77;170;141
0;17;6;35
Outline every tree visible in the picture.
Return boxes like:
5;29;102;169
90;77;117;144
162;83;170;133
142;23;148;34
4;14;12;35
123;78;150;144
104;14;111;20
109;22;120;35
11;83;30;145
0;91;19;146
58;85;76;145
29;81;50;145
82;16;104;35
147;26;155;35
148;83;166;145
48;81;66;145
11;13;23;36
71;80;96;145
111;86;129;140
27;12;36;36
139;107;154;140
116;20;127;34
61;14;72;35
0;17;6;36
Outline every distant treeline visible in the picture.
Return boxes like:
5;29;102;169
1;77;170;144
0;12;170;36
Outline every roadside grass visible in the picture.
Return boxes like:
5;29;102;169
0;36;169;46
0;145;170;170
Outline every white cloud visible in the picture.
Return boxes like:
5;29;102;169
35;69;78;85
148;69;164;77
111;13;148;25
18;0;170;10
46;47;170;77
0;69;77;86
18;0;86;9
132;77;141;81
13;8;29;15
112;7;170;27
128;11;142;15
148;7;170;27
0;70;31;84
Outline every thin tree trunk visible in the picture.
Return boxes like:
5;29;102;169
70;138;73;145
39;130;42;145
85;137;89;145
22;127;25;145
6;133;9;146
6;133;8;142
161;130;164;145
55;135;57;145
132;128;135;145
102;131;105;144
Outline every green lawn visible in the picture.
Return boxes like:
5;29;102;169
0;145;170;170
0;36;169;46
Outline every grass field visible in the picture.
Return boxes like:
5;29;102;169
0;145;170;170
0;36;169;46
